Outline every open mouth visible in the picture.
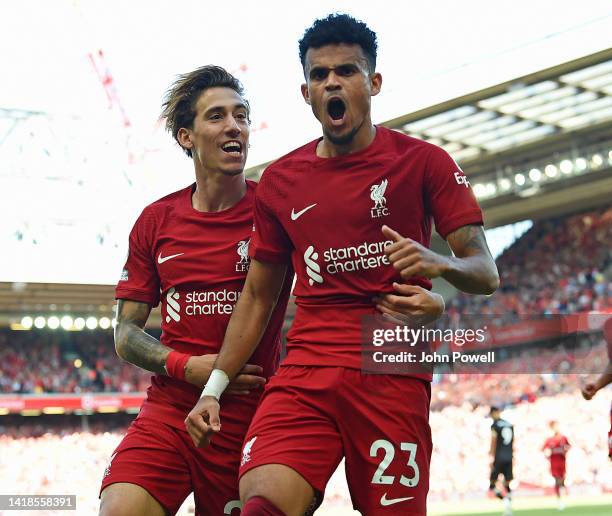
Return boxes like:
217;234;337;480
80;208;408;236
327;98;346;124
221;141;243;156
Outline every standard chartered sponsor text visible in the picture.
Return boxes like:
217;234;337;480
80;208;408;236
185;289;240;316
324;240;393;274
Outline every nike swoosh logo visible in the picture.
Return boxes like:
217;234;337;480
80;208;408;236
158;252;184;264
291;203;317;221
380;493;414;506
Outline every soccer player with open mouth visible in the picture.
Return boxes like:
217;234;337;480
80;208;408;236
186;13;498;516
98;63;434;516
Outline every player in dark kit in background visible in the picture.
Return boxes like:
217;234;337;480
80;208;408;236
186;14;499;516
97;66;292;516
489;407;514;516
581;317;612;460
542;421;571;511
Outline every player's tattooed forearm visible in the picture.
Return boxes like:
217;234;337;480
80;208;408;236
115;300;169;374
116;299;150;327
444;224;499;294
447;225;491;257
119;327;169;374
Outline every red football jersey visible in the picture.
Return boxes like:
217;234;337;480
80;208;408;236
250;126;483;369
116;180;291;428
543;435;570;461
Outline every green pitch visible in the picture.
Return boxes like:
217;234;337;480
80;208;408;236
438;506;611;516
429;495;612;516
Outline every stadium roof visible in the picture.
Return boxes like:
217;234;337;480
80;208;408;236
246;48;612;228
384;48;612;164
247;49;612;178
3;50;611;327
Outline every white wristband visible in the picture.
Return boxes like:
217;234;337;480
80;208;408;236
201;369;230;400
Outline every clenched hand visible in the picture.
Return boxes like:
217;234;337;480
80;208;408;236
382;225;449;280
185;395;221;447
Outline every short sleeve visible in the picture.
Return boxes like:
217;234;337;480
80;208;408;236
115;208;161;306
249;186;293;264
424;145;484;239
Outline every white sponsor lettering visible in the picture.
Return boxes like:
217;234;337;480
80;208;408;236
324;240;393;274
165;288;241;322
303;240;393;286
454;171;470;188
185;289;240;316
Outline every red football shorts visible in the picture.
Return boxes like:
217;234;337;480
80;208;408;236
550;457;566;479
239;366;432;516
100;396;258;516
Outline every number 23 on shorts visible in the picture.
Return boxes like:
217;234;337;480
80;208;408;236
370;439;420;487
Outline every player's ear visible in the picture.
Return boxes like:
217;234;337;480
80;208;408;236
301;83;311;105
370;72;382;97
177;127;193;152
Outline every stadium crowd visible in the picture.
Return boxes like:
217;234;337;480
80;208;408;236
2;208;609;398
448;206;612;321
1;207;611;513
1;392;609;514
2;326;607;412
0;330;150;394
431;335;608;410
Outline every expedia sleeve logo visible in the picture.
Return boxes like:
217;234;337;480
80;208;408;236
454;171;470;188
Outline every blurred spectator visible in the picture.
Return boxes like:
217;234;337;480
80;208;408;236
1;392;609;512
0;329;151;394
449;206;612;322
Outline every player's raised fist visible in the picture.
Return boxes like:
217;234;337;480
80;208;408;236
382;225;450;280
185;396;222;448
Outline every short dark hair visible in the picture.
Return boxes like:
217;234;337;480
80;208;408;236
161;65;249;158
298;13;378;72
